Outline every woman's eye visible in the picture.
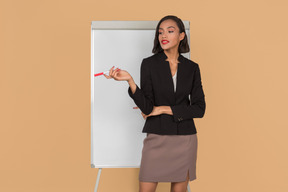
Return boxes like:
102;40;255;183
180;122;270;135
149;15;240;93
159;31;173;34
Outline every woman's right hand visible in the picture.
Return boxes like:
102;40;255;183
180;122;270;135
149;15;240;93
103;66;132;82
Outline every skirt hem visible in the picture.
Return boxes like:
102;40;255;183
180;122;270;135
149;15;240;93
139;176;197;183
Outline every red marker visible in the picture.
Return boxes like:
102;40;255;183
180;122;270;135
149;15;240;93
94;66;120;77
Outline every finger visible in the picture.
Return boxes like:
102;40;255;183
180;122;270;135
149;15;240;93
113;69;121;77
111;68;117;78
103;74;111;79
133;106;139;109
109;66;115;76
113;69;122;80
111;70;120;80
111;68;119;77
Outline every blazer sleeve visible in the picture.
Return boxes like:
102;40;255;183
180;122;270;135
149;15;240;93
128;58;154;115
170;64;206;122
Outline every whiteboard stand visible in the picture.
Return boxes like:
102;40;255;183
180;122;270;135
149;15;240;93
187;183;191;192
94;168;102;192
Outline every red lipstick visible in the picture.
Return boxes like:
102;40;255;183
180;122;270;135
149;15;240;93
161;40;169;44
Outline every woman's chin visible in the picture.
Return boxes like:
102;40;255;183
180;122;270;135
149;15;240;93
161;46;170;51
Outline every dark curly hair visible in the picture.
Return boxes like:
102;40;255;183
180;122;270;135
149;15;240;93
152;15;190;54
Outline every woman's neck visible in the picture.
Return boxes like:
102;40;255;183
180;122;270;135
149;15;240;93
164;49;179;63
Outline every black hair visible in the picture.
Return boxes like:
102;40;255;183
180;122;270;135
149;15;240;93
152;15;190;54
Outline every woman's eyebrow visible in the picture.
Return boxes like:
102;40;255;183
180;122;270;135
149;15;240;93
159;26;176;30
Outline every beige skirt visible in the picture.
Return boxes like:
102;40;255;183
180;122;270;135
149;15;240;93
139;133;198;182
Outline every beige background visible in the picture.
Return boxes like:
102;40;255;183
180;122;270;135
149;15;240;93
1;0;287;191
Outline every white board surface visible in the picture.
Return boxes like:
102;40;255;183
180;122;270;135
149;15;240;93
91;21;190;168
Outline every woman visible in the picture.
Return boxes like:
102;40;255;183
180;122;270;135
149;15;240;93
104;15;206;192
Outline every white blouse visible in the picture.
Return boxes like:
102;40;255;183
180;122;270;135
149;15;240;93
172;70;177;92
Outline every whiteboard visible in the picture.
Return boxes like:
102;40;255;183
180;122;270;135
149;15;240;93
91;21;190;168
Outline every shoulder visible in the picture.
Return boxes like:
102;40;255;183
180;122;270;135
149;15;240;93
180;55;200;71
140;53;161;70
142;53;160;63
181;55;198;65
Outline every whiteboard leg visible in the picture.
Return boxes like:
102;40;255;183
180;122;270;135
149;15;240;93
187;182;191;192
94;168;102;192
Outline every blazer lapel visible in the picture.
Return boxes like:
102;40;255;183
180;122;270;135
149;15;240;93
157;51;184;104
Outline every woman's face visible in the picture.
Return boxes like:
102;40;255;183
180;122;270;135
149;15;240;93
158;19;185;52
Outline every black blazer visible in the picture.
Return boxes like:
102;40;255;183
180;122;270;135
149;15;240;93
128;51;206;135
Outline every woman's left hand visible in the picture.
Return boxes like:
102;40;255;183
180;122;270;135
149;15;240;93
140;106;162;120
